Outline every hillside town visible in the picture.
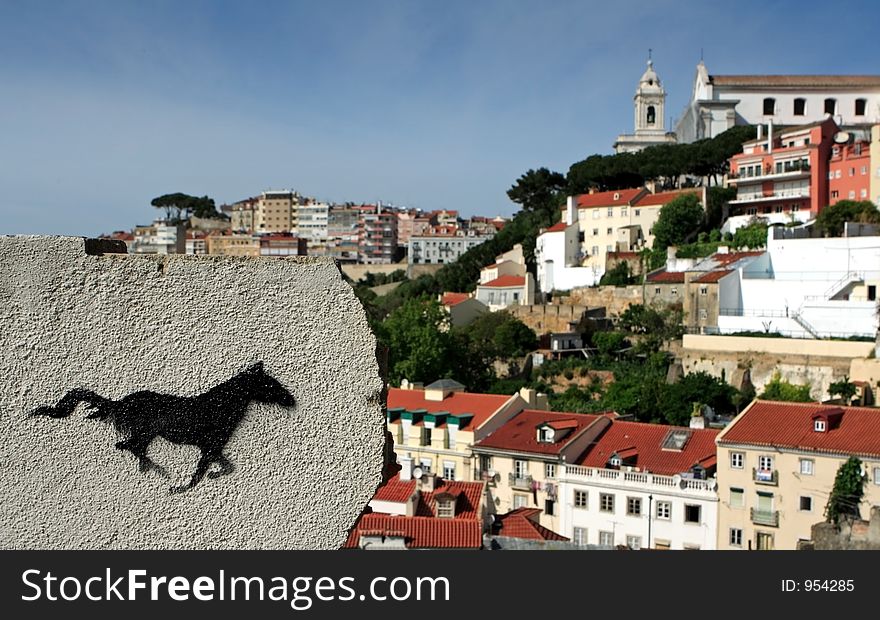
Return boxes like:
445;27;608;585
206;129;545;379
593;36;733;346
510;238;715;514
95;59;880;552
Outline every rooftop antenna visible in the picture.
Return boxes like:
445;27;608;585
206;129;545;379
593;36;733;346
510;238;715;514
648;48;652;61
700;47;704;61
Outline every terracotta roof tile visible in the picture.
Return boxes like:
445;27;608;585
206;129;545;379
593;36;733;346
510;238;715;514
575;188;647;208
480;275;526;288
718;400;880;458
634;189;701;207
475;410;603;456
711;75;880;88
495;508;569;541
546;222;568;233
441;292;469;307
646;270;685;283
344;514;482;549
373;476;418;503
387;388;513;430
693;269;732;283
577;421;720;476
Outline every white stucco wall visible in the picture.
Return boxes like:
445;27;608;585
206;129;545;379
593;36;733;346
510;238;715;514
0;236;386;550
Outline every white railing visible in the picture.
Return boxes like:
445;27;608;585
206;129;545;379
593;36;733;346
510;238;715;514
561;465;717;494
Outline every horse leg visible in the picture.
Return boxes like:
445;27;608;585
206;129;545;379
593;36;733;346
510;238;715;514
207;453;235;479
119;436;168;478
170;450;212;494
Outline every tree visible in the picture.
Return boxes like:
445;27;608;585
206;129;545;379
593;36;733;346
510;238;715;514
599;261;637;286
829;376;858;403
759;371;813;402
150;193;222;222
651;193;705;250
815;200;880;237
732;222;769;249
459;311;536;362
507;168;567;223
825;456;867;523
617;303;684;352
660;371;738;426
379;298;454;387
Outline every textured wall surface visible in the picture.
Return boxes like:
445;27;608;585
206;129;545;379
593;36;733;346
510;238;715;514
0;236;385;550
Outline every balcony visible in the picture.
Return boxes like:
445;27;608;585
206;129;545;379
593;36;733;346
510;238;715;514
508;473;534;490
728;189;810;205
561;465;718;495
475;469;499;486
753;468;778;486
729;162;811;184
750;508;779;527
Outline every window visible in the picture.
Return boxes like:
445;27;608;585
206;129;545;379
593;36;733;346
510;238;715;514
654;287;661;294
814;419;826;432
730;487;744;508
606;227;613;235
758;455;774;471
824;98;837;115
698;309;707;320
626;535;642;550
634;209;640;217
545;463;556;478
730;528;743;547
831;190;839;199
545;499;555;516
862;166;868;175
627;497;642;516
850;167;856;177
512;292;519;302
599;531;614;546
861;189;868;199
443;461;456;480
599;493;615;513
855;98;867;116
684;504;701;523
793;98;806;116
592;228;599;236
699;286;708;296
513;494;528;509
574;490;588;508
592;210;600;220
538;427;553;443
514;459;528;478
874;467;880;485
656;501;671;519
800;496;813;512
835;169;841;179
479;454;492;473
800;459;814;475
670;287;678;296
591;246;599;256
572;527;588;547
646;105;656;125
762;97;775;115
607;208;614;217
436;499;454;518
654;539;671;550
621;207;628;216
419;458;432;473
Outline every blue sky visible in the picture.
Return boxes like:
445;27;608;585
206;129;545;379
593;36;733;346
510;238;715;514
1;0;876;236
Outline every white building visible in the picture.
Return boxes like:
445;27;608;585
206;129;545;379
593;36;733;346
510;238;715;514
675;62;880;143
715;226;880;338
474;274;536;311
296;200;329;253
409;226;494;265
557;419;720;550
131;220;185;254
614;58;678;153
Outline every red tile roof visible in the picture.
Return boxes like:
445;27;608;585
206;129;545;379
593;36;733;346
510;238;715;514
711;75;880;87
711;251;764;265
577;421;720;476
441;292;469;307
495;508;569;541
373;476;418;503
634;189;700;207
693;269;732;284
646;270;685;283
387;388;512;430
480;275;526;288
546;221;568;233
546;419;581;431
718;401;880;458
475;410;602;455
608;251;641;259
418;480;484;520
344;514;482;549
576;188;646;208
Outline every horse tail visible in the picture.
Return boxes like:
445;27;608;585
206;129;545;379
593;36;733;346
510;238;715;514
30;389;109;419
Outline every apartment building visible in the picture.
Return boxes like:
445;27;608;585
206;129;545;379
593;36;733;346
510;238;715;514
472;410;613;533
130;220;185;254
253;190;299;233
408;225;493;265
259;234;307;257
229;197;257;231
872;125;880;206
359;206;399;264
386;380;544;485
558;419;720;550
207;233;260;256
716;400;880;550
828;137;872;205
296;200;329;253
327;205;361;262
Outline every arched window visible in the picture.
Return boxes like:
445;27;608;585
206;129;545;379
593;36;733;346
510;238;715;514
855;98;867;116
646;105;656;125
793;98;806;116
824;98;837;115
763;98;775;115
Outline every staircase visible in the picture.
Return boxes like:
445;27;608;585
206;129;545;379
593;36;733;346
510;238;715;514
824;271;863;300
791;311;820;339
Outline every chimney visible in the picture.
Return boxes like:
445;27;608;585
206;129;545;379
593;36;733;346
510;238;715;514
767;119;773;154
717;245;730;255
690;415;706;430
566;196;575;226
757;124;763;140
399;455;413;481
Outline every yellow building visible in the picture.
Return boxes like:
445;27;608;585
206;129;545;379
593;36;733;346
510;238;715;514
716;400;880;550
254;190;299;233
386;380;546;486
207;233;260;256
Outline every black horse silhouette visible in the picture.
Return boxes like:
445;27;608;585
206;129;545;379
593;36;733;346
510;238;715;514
30;362;296;493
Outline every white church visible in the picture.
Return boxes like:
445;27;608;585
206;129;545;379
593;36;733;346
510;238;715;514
613;57;678;153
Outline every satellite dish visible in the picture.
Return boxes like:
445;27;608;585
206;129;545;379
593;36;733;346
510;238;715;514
833;131;850;144
412;467;424;479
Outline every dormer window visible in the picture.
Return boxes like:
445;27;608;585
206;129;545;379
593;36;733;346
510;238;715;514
814;419;826;433
436;498;455;519
538;426;554;443
609;456;622;467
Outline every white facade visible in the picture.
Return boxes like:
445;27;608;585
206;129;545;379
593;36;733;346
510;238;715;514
614;58;678;153
409;232;492;265
676;62;880;143
132;220;185;254
296;201;329;251
715;228;880;338
474;273;536;311
535;197;600;292
558;465;719;550
721;210;813;235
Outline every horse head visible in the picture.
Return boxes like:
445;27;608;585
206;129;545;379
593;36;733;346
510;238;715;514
243;361;296;408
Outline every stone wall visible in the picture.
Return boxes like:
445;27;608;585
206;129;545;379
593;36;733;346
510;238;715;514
808;507;880;550
0;236;385;550
508;304;593;335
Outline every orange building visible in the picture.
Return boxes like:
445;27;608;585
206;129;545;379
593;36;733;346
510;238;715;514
828;139;872;205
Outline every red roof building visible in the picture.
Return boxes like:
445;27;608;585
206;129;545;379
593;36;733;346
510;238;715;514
492;508;569;541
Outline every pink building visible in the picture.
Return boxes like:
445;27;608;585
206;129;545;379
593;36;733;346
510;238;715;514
828;139;872;204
